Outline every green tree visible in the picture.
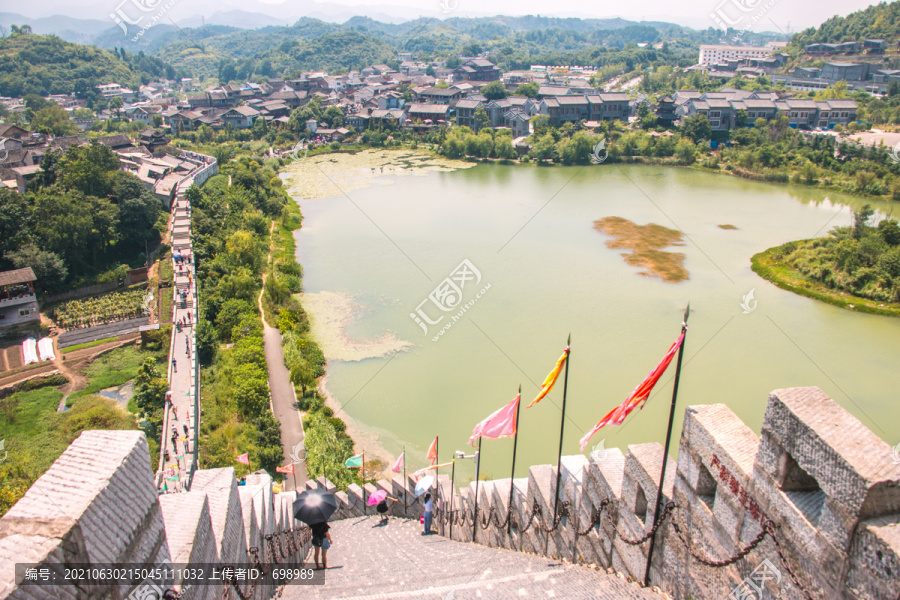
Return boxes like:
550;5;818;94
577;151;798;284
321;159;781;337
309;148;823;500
8;244;68;293
30;104;78;137
531;133;556;162
513;82;539;98
853;204;875;240
109;96;124;120
215;298;255;342
481;81;508;100
474;105;491;132
323;105;344;128
133;357;167;440
675;138;697;164
682;114;711;144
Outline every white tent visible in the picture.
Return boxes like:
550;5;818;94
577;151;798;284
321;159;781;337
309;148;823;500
37;337;55;362
22;338;38;365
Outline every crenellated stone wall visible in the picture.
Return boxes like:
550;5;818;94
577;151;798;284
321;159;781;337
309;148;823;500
426;387;900;600
1;387;898;600
0;431;311;600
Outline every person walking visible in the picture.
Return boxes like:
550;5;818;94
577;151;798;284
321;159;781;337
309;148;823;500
183;422;189;436
311;521;332;569
172;358;177;372
376;495;399;525
423;493;434;535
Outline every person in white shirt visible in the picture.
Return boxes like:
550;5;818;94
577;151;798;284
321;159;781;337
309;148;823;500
423;493;434;535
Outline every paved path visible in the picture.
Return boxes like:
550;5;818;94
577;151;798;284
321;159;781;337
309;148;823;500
159;186;199;492
283;517;668;600
259;223;307;491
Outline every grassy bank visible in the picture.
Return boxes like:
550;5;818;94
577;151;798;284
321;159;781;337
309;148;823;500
263;192;360;491
0;342;167;516
752;247;900;317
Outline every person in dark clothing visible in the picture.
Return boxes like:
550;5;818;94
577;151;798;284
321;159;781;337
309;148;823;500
376;495;398;525
310;521;332;569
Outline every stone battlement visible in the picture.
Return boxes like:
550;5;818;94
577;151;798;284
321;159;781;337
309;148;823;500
1;387;898;600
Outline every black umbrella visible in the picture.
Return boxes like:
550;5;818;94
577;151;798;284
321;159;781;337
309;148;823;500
293;489;339;525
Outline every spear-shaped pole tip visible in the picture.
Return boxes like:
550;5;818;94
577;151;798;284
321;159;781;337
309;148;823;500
683;302;691;326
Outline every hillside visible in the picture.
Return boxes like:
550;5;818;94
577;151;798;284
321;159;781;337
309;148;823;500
0;32;187;99
793;1;900;46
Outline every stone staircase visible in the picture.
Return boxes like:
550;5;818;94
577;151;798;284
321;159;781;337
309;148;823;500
282;515;669;600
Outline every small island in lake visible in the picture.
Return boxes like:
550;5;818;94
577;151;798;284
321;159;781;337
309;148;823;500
593;216;688;283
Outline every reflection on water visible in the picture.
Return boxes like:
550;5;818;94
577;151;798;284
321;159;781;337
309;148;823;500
293;163;900;483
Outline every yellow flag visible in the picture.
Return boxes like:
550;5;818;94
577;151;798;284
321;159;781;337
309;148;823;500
527;347;569;408
272;482;283;494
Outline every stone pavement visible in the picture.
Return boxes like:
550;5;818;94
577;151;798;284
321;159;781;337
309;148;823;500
282;517;669;600
159;184;199;492
262;320;308;490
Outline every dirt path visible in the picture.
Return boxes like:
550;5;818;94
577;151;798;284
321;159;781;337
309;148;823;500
258;221;308;490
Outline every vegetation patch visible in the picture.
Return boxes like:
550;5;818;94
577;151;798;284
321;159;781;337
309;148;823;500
718;224;739;230
751;206;900;316
594;216;688;283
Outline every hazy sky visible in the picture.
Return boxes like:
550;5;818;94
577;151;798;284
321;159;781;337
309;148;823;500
17;0;883;31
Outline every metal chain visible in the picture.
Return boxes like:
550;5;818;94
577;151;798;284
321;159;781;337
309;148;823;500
574;499;610;536
670;515;772;567
610;501;674;545
769;524;817;600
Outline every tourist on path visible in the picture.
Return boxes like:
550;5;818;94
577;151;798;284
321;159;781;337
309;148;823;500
172;358;177;372
311;521;332;569
376;495;398;525
423;493;434;535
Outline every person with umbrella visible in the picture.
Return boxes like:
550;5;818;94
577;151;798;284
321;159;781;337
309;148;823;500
367;490;398;525
293;489;339;570
310;521;332;569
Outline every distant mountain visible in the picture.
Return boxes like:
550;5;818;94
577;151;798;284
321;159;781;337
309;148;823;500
180;10;292;30
0;12;111;44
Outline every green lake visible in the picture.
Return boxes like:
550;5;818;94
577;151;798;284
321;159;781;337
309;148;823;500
291;162;900;484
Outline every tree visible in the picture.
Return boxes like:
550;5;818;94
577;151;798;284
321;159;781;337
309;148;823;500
215;298;255;342
133;357;168;440
323;105;344;128
474;105;491;132
675;138;697;164
682;114;711;144
853;204;875;240
481;81;508;100
7;244;68;293
531;133;556;162
30;105;78;137
735;109;749;128
109;96;124;120
56;143;120;198
513;82;539;98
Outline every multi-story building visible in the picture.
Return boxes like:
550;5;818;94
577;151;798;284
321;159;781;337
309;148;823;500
0;268;39;329
698;45;772;65
678;89;858;131
453;59;501;83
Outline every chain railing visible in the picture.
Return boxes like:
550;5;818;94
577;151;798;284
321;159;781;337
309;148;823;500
432;490;816;599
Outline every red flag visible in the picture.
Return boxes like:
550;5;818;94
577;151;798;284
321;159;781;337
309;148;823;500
391;451;405;474
276;463;294;475
236;452;250;465
580;332;685;452
468;393;520;446
426;436;438;465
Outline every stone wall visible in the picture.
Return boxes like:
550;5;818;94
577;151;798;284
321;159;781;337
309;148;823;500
422;387;900;600
1;387;898;600
0;431;311;600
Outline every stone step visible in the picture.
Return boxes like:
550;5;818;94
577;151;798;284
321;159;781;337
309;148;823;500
279;516;669;600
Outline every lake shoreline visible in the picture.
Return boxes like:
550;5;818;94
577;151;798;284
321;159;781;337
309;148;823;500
752;246;900;317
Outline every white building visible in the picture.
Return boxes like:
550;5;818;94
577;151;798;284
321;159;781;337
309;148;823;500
698;45;772;65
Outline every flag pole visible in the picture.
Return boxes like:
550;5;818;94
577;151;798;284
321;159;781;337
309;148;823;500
435;435;441;526
362;450;366;516
507;385;522;536
403;446;407;515
472;436;482;543
643;303;690;587
551;334;572;529
450;459;456;541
